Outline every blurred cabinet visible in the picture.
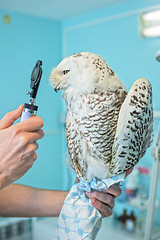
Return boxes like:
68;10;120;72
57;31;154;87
0;218;32;240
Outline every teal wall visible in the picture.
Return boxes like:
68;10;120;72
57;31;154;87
62;0;160;110
0;0;160;221
0;9;65;190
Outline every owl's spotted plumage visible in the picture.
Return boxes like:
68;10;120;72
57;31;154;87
50;52;153;181
110;78;153;176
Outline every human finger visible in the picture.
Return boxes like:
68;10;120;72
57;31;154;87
14;116;44;132
26;129;45;143
91;198;112;217
7;129;44;154
0;105;23;130
74;177;80;183
85;191;115;208
103;184;122;199
33;142;39;151
125;167;133;178
22;144;38;162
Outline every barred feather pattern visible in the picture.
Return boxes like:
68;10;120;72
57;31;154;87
50;52;153;182
66;88;127;180
110;78;153;177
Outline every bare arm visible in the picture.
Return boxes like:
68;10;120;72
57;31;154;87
0;184;68;217
0;169;133;218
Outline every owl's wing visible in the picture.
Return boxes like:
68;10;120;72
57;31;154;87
66;89;127;180
110;78;153;176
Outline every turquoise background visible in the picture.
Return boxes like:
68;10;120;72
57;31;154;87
0;9;65;190
0;0;160;226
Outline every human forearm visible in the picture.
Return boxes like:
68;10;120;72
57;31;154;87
0;184;68;217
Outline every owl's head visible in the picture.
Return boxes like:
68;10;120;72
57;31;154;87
50;52;126;94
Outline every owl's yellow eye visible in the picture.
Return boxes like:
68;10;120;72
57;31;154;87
63;70;70;75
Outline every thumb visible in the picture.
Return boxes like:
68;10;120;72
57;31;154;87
0;105;23;130
125;167;133;178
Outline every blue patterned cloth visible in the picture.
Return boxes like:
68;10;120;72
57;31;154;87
53;172;125;240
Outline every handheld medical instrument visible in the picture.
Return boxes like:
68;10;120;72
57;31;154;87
20;60;43;121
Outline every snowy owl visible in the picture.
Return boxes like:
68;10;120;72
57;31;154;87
50;52;153;181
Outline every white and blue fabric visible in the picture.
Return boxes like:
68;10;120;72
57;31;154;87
53;172;125;240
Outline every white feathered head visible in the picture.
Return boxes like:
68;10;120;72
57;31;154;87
50;52;126;94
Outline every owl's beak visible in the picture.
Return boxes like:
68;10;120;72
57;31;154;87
54;87;61;93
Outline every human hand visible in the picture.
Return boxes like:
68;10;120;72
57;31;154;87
0;105;44;189
85;168;133;217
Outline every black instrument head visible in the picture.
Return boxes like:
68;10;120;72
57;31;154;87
30;60;42;99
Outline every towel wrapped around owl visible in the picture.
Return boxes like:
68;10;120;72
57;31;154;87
50;52;153;240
